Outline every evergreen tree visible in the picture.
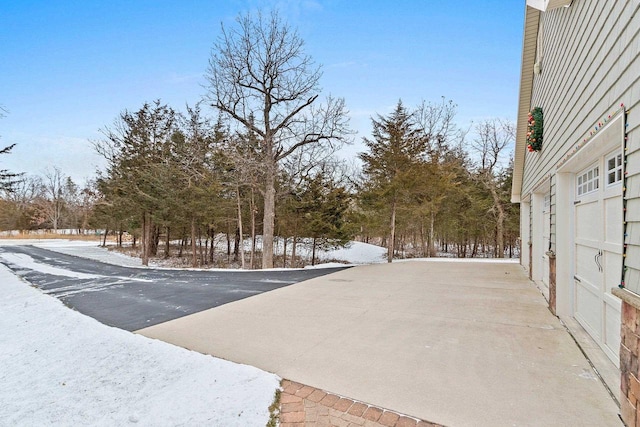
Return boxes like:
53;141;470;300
295;170;352;265
358;100;427;262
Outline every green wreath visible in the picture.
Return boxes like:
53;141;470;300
527;107;543;152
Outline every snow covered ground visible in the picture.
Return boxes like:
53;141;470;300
35;239;150;268
0;238;514;269
0;264;279;426
0;238;390;269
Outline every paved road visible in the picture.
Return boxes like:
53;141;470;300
0;245;348;331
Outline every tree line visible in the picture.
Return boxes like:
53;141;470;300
0;10;519;268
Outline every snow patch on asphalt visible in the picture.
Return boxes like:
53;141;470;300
0;264;279;426
0;252;102;279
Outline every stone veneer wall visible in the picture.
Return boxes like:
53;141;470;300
548;254;556;315
613;288;640;426
528;242;533;280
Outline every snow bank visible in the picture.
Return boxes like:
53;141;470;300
33;240;148;268
316;241;387;264
0;265;279;426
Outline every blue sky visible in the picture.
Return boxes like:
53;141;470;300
0;1;524;183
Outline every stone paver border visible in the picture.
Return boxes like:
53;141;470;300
279;380;444;427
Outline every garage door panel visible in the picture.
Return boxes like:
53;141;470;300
575;244;600;285
604;196;622;245
542;206;550;287
575;202;600;241
575;283;602;340
604;252;623;291
604;300;621;366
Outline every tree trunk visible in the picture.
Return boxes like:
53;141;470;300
204;235;209;265
283;237;287;268
233;226;240;262
237;187;245;269
429;211;436;257
209;227;215;264
102;228;108;247
198;230;204;266
141;214;147;264
471;238;479;258
262;164;276;269
250;188;256;269
388;199;396;263
312;237;317;266
151;226;159;256
291;236;297;268
165;227;170;258
191;218;197;268
488;185;505;258
142;212;152;266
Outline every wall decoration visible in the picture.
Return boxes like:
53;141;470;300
527;107;543;152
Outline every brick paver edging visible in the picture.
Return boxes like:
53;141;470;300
279;380;445;427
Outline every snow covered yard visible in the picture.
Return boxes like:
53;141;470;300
0;265;279;426
3;238;389;269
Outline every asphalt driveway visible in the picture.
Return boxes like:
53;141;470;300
0;245;348;331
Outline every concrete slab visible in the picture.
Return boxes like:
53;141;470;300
137;260;621;427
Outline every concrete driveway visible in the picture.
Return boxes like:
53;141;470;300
137;260;621;426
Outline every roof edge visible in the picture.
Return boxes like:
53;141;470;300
511;5;540;203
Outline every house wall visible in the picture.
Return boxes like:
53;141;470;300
519;2;640;425
522;0;640;293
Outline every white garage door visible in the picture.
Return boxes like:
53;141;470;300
542;193;550;289
574;152;623;364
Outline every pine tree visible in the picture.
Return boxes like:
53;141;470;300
359;101;427;262
295;170;352;265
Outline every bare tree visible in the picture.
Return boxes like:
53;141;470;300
471;119;515;258
39;166;66;231
0;106;22;191
415;97;458;159
205;10;351;268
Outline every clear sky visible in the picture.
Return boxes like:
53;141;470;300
0;0;524;184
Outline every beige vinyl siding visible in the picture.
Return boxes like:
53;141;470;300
520;0;640;292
